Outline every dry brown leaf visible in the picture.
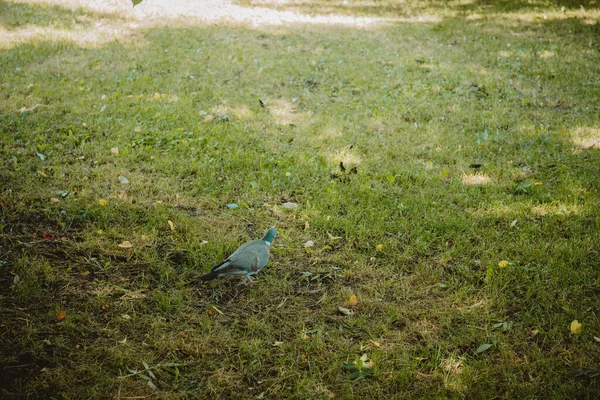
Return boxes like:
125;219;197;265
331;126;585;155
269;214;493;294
168;220;175;231
120;290;146;301
55;311;66;321
118;241;133;248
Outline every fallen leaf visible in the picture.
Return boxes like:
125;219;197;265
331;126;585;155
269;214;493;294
55;311;66;321
42;233;55;241
273;341;284;347
212;306;223;315
141;235;149;241
39;170;48;177
118;175;129;184
338;306;353;316
348;295;358;307
475;343;493;354
498;260;509;269
369;340;381;348
118;241;133;248
50;197;60;203
121;314;131;320
61;236;69;242
570;319;583;334
120;290;146;301
167;220;175;231
204;114;214;123
510;219;518;228
327;232;342;241
304;221;310;230
99;198;107;206
376;244;383;252
593;336;600;343
111;147;119;155
118;337;127;344
178;332;187;338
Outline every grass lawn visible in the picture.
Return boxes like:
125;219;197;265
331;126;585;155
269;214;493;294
1;0;600;398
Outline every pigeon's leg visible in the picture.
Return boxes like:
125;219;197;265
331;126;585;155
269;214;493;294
246;273;257;285
237;273;256;286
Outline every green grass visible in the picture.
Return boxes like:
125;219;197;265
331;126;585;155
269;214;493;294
1;0;600;398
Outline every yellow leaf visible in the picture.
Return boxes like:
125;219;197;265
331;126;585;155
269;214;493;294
141;235;149;241
348;294;358;307
212;306;223;315
498;260;509;269
99;199;107;206
39;170;48;177
376;244;383;252
168;220;175;231
570;320;583;334
304;221;310;231
118;241;133;248
55;311;66;321
369;340;381;348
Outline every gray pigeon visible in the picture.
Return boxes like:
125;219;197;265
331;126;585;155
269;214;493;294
199;228;277;282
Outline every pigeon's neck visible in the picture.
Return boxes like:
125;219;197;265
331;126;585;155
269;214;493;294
262;228;277;245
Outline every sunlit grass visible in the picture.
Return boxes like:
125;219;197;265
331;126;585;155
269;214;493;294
1;0;600;398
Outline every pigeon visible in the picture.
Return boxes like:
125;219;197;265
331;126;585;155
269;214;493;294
199;227;277;282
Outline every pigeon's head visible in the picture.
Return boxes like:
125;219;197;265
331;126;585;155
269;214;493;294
263;227;278;244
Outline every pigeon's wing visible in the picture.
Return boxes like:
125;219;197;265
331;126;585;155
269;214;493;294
227;244;269;272
226;239;262;260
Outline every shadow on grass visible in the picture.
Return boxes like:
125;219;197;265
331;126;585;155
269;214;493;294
0;0;123;31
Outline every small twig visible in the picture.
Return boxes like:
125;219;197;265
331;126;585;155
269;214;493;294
119;362;189;379
17;104;48;113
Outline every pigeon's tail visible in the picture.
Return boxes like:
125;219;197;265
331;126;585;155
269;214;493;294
198;270;221;281
198;260;229;281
